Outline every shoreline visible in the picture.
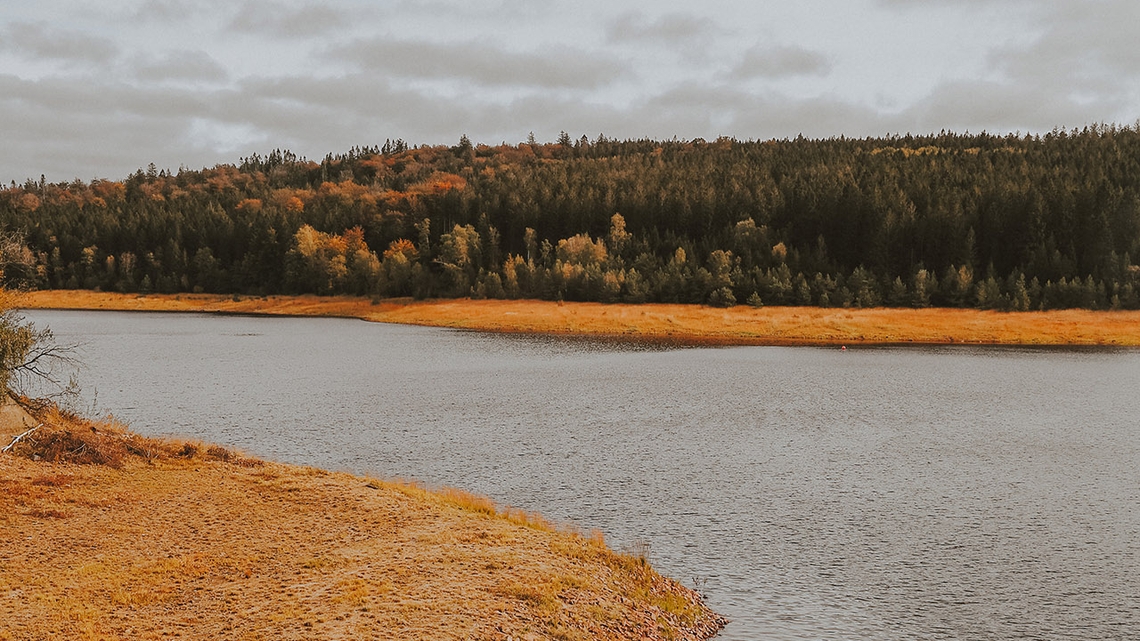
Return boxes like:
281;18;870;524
17;289;1140;347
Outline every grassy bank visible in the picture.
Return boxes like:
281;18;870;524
0;401;726;641
18;289;1140;346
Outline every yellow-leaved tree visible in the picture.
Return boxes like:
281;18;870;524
287;225;380;296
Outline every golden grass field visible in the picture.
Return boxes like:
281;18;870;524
17;289;1140;346
0;400;725;641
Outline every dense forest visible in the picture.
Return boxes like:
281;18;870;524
3;127;1140;310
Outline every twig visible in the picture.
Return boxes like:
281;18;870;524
2;422;43;453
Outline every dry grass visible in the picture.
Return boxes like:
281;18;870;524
0;402;725;641
18;289;1140;346
2;399;250;468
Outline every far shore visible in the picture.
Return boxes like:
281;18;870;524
17;289;1140;347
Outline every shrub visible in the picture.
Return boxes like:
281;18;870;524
707;287;736;307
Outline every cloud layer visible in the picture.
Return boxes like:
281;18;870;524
2;0;1138;182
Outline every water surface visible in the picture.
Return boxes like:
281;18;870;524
25;310;1140;640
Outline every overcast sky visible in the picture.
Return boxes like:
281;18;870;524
3;0;1138;183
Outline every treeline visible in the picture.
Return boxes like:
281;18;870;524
3;127;1140;310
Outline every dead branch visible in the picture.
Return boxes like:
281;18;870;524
2;421;42;453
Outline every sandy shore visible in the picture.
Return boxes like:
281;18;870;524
0;402;725;640
18;289;1140;347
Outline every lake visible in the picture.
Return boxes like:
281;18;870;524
22;309;1140;640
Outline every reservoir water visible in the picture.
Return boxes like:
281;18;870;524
22;309;1140;640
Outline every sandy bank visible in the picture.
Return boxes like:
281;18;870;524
0;402;725;640
17;289;1140;347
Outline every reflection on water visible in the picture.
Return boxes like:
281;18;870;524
25;310;1140;640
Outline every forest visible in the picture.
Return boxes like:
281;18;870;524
2;126;1139;310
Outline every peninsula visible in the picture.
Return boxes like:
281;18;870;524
0;400;726;640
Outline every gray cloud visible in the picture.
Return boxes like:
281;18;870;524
607;11;721;46
228;1;353;38
132;50;229;83
241;75;465;141
954;2;1140;129
637;83;888;140
132;0;199;22
3;0;1138;183
900;79;1127;135
0;73;216;124
0;73;220;181
326;38;629;89
992;3;1140;88
875;0;1034;7
731;45;832;80
0;22;118;64
869;0;1140;130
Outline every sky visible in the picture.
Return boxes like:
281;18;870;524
2;0;1139;183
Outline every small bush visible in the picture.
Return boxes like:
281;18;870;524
24;427;127;468
5;401;256;468
205;445;234;461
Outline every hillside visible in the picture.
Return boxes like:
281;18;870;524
2;130;1139;311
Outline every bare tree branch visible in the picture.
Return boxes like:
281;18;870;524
2;421;42;453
